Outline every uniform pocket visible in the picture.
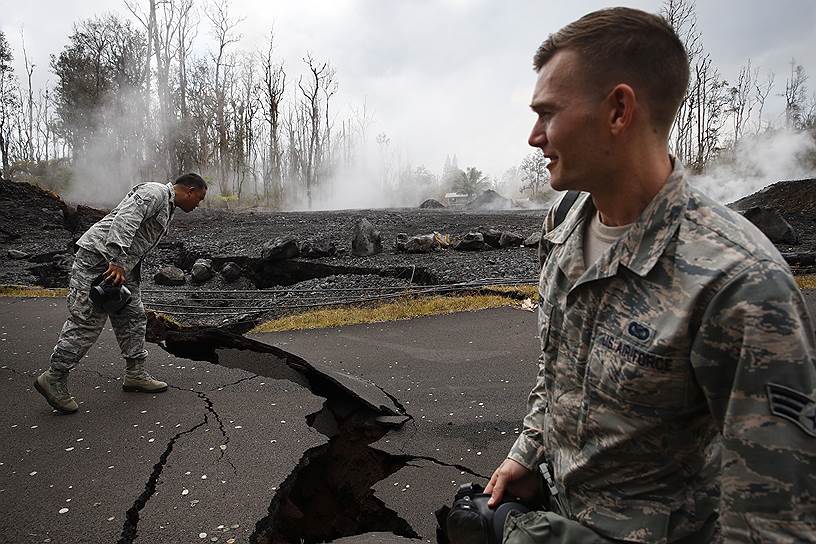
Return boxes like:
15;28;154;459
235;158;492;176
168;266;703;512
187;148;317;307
73;249;106;271
589;327;688;410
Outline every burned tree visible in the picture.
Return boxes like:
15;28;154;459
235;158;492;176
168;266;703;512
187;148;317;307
205;0;243;196
727;60;757;146
259;32;286;206
294;54;335;209
784;60;809;131
662;0;728;172
0;31;18;179
519;149;550;200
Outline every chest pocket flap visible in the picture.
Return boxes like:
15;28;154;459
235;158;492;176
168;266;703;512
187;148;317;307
590;325;689;410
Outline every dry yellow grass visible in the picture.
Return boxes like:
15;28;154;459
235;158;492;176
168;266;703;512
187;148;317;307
797;275;816;290
252;290;535;333
0;285;67;297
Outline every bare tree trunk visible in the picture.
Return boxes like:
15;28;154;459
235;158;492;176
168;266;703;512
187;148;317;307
206;0;242;196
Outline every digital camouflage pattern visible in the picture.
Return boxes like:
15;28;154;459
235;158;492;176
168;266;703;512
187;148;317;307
76;182;175;275
508;159;816;543
50;182;175;373
50;249;149;372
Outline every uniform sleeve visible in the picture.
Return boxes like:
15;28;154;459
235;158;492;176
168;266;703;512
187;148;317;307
690;259;816;542
512;201;560;469
537;196;558;269
508;353;549;470
104;186;162;266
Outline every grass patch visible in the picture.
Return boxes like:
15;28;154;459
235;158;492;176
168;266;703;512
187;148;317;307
797;275;816;290
0;285;67;297
252;290;535;333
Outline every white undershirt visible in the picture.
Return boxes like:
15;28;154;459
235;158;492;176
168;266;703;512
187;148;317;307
583;211;632;268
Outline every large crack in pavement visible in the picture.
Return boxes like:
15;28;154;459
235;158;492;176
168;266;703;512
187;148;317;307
147;319;487;543
118;415;208;544
95;372;242;542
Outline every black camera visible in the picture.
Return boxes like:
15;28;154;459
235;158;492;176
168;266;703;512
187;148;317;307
89;275;132;314
435;482;530;544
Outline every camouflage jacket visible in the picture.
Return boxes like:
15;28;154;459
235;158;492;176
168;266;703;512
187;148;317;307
76;182;175;276
508;159;816;543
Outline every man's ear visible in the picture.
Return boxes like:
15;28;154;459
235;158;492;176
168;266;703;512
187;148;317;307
607;84;636;135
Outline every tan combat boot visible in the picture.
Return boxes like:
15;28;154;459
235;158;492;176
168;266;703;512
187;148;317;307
34;369;79;414
123;358;168;393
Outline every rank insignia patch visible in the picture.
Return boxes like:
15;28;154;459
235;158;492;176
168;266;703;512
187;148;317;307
766;382;816;438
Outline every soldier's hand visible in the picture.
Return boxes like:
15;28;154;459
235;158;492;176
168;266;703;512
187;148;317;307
103;263;126;286
485;458;540;508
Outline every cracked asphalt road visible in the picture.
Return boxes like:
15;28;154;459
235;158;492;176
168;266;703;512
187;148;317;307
0;297;546;543
3;291;814;543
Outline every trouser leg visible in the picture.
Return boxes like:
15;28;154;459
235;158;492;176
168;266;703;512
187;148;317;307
110;283;168;393
108;282;148;363
503;510;618;544
49;287;108;374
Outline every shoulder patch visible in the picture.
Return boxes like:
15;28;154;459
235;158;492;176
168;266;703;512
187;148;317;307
766;383;816;438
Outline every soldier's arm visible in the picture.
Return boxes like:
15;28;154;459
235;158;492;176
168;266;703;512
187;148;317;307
537;195;559;269
507;353;548;470
104;185;163;267
511;199;561;468
691;259;816;541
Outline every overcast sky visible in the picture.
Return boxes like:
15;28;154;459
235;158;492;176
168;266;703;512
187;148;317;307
3;0;815;181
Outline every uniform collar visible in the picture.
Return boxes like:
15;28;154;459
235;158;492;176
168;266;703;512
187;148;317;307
544;157;689;283
616;157;688;277
165;182;176;208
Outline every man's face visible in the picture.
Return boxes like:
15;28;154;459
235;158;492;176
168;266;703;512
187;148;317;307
528;50;610;192
178;186;206;212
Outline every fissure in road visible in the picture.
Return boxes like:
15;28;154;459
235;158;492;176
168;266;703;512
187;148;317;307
148;322;486;543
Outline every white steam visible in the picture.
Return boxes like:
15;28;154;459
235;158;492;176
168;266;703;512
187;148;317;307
688;128;816;204
63;86;166;207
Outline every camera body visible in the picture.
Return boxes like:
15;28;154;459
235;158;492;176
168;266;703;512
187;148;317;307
89;276;132;314
435;482;530;544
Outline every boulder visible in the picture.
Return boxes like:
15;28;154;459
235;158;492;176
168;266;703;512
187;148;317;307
300;238;337;258
220;261;242;282
262;235;301;260
405;234;438;253
781;252;816;266
154;265;186;286
523;231;542;247
499;231;526;247
394;233;410;252
419;198;445;209
741;207;799;244
8;249;29;259
351;218;383;257
454;232;487;251
477;227;503;248
191;258;214;284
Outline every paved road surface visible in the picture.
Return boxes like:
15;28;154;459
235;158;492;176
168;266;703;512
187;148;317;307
2;290;814;543
0;298;539;543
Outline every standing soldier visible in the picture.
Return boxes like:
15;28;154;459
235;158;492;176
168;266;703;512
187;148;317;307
35;173;207;414
485;7;816;543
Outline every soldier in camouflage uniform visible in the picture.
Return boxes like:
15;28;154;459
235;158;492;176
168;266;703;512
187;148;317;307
484;7;816;543
34;173;207;414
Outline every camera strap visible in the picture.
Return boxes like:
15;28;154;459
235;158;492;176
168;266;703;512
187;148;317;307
539;462;570;518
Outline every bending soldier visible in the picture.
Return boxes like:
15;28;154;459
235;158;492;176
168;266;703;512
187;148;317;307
35;173;207;414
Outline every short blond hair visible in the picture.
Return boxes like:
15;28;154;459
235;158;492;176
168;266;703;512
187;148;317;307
534;7;689;133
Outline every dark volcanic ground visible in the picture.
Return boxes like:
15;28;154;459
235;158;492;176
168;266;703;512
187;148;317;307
2;178;815;326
